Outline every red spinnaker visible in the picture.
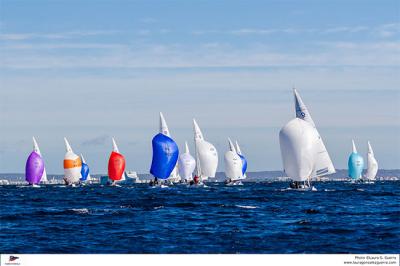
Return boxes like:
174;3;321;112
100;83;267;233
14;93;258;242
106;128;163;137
108;151;125;181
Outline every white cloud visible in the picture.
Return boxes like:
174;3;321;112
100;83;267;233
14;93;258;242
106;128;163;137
1;40;399;70
0;30;120;41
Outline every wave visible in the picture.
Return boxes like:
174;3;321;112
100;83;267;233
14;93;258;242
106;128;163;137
236;205;258;209
70;208;89;214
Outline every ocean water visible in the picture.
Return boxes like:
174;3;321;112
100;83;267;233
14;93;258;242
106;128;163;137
1;181;399;254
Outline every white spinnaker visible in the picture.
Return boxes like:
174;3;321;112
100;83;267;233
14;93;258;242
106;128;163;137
293;88;335;177
224;139;243;181
178;142;196;180
33;137;48;182
193;119;218;179
279;118;319;181
366;141;378;180
63;137;81;184
196;139;218;178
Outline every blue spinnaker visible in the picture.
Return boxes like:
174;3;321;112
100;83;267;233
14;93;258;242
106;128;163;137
348;152;364;179
238;154;247;175
80;162;89;181
150;133;179;179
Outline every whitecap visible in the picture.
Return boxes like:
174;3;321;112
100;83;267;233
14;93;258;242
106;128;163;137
236;205;257;209
71;208;89;214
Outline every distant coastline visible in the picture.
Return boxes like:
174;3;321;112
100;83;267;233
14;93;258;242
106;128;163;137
1;169;399;182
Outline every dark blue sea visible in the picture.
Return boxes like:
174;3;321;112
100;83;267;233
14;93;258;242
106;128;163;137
1;181;399;254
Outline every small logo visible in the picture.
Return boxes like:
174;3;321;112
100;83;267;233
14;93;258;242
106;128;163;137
5;255;21;266
9;256;19;262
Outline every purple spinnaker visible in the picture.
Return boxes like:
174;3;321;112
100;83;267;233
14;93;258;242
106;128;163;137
25;151;44;185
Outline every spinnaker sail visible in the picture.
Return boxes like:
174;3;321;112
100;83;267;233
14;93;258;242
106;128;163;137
178;141;196;181
80;154;90;182
150;133;179;179
108;138;126;181
150;112;180;180
25;137;45;185
63;137;82;185
224;138;243;181
193;119;218;180
348;140;364;179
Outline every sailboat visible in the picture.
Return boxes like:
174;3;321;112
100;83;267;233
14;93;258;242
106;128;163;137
107;138;126;186
224;138;243;185
365;141;378;182
25;137;45;187
279;88;335;190
63;137;82;185
348;140;364;181
235;140;247;179
150;112;179;186
178;141;196;182
193;119;218;183
80;154;90;184
159;112;181;183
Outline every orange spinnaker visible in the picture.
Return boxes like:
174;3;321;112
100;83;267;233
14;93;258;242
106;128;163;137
64;157;82;169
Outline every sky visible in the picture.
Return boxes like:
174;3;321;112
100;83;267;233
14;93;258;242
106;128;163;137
0;0;399;174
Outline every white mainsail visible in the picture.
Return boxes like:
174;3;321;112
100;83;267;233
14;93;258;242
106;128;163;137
63;137;82;184
224;138;243;181
366;141;378;180
293;88;335;177
193;119;218;180
279;89;335;181
33;137;48;183
159;111;170;137
178;141;196;181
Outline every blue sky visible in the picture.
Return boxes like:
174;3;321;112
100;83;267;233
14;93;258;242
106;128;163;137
0;0;399;174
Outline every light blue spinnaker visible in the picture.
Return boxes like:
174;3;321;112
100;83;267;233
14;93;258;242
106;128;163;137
348;140;364;179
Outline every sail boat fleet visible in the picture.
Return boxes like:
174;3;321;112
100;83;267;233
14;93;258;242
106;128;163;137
23;89;379;189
